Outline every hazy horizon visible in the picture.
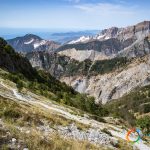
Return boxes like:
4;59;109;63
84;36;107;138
0;27;100;40
0;19;149;40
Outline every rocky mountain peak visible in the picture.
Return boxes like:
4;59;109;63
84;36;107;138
23;34;42;41
100;27;119;38
135;20;150;31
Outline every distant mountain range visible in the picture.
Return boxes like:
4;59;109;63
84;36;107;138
1;29;99;44
59;21;150;61
49;30;99;43
7;34;60;53
6;30;99;53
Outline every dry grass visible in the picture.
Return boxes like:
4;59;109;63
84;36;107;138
0;96;72;126
0;96;110;150
4;124;108;150
115;140;133;150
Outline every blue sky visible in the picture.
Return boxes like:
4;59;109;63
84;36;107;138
0;0;150;30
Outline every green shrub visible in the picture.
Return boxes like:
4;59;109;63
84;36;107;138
90;57;127;75
3;109;21;119
101;128;112;136
139;104;150;113
136;116;150;134
16;80;24;91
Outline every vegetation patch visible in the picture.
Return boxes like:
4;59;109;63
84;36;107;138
105;84;150;127
90;57;128;75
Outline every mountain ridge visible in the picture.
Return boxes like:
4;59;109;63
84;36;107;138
57;21;150;62
68;21;150;44
7;34;60;53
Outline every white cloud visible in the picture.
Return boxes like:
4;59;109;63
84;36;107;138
71;2;150;29
75;3;137;15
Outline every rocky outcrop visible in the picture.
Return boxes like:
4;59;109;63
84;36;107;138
117;35;150;58
26;51;68;78
57;124;116;147
58;49;111;61
58;38;125;61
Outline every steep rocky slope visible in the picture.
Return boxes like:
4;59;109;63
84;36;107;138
26;51;127;78
7;34;60;53
60;55;150;104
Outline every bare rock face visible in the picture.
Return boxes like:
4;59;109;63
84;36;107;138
117;35;150;58
57;124;116;147
26;51;68;78
60;55;150;104
95;21;150;41
58;49;111;62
